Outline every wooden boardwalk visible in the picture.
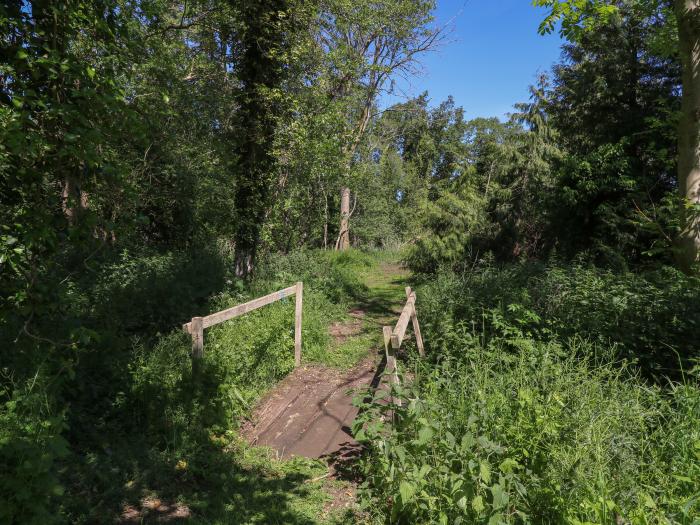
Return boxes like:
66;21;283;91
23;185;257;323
242;357;381;459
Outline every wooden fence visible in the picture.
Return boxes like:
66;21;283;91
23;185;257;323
183;282;304;366
382;286;425;388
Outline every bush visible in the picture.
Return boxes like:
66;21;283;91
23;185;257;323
254;248;371;305
85;247;227;335
2;245;379;523
355;330;700;524
418;262;700;378
0;372;69;525
355;263;700;524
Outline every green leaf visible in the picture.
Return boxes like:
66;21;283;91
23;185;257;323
417;425;434;445
499;458;519;473
472;495;485;513
488;513;504;525
491;484;508;510
480;461;491;484
399;481;415;505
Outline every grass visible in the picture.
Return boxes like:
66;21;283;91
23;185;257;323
72;248;408;524
323;332;381;369
354;265;700;524
304;248;410;371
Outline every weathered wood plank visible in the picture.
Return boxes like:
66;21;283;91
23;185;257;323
201;285;297;329
391;293;415;349
405;287;425;358
191;317;204;359
294;281;303;367
383;325;400;404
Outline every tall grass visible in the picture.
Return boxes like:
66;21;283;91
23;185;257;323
2;246;384;523
355;265;700;524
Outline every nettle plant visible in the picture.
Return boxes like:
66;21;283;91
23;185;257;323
353;380;527;524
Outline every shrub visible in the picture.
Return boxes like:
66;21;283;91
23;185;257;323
86;247;227;335
355;331;700;524
418;263;700;378
355;263;700;524
0;371;69;525
254;248;371;305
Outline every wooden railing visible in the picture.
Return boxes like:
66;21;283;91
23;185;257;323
183;282;304;366
381;286;425;386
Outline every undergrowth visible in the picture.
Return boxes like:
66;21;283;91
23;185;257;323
355;263;700;524
1;246;383;523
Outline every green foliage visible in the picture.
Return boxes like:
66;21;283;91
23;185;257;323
534;0;620;38
420;262;700;378
0;375;68;525
404;2;680;271
254;248;372;305
86;248;227;334
406;177;487;273
2;0;697;522
357;338;700;524
355;264;700;523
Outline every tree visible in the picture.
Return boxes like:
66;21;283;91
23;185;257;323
542;2;679;265
317;0;442;249
228;0;295;275
534;0;700;271
674;0;700;271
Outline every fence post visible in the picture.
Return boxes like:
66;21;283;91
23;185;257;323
294;282;303;367
191;316;204;359
405;287;425;358
383;325;401;407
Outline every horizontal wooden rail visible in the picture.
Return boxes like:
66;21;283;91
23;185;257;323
390;287;425;357
390;292;416;350
183;285;298;332
183;282;303;366
381;286;426;393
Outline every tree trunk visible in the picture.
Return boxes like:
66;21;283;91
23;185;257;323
337;187;350;250
61;175;88;225
675;0;700;272
229;0;290;277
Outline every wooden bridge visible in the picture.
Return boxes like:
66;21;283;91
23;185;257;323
183;283;424;460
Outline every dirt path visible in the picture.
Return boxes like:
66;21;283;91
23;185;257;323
241;258;408;513
243;260;407;459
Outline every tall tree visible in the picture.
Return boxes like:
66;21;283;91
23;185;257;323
674;0;700;270
229;0;294;275
535;0;699;271
317;0;442;249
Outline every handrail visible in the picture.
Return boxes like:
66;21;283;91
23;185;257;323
382;286;425;389
182;282;303;366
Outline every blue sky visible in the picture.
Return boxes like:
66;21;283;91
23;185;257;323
381;0;565;120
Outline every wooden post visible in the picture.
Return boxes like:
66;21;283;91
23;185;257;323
383;325;401;407
191;316;204;359
405;287;425;358
294;281;303;367
384;326;399;384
